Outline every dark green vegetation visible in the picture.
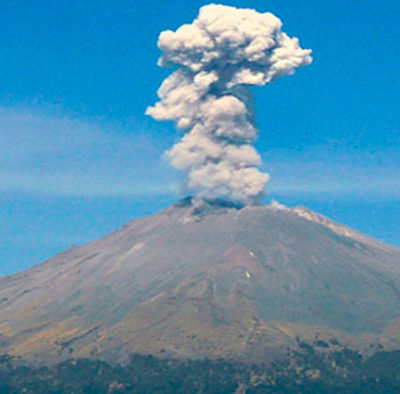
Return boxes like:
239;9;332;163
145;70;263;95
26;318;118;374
1;343;400;394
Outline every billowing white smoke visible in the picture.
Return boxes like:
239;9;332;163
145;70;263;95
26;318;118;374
147;4;312;204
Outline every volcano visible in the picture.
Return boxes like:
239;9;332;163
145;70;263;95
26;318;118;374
1;198;400;364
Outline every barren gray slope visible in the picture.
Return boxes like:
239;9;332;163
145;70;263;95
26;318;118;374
0;198;400;363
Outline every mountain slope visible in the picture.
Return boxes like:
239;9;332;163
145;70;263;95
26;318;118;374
1;197;400;364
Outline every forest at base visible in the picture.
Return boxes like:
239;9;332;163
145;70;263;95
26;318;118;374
0;341;400;394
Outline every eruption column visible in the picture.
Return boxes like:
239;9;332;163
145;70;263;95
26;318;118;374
147;4;312;204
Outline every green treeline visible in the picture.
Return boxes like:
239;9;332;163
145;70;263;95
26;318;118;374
0;343;400;394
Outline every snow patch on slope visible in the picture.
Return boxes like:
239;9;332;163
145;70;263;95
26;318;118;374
293;207;363;241
269;200;288;211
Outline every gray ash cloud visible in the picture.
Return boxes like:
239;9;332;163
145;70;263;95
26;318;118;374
147;4;312;204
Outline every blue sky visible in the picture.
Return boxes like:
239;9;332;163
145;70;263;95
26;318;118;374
1;0;399;276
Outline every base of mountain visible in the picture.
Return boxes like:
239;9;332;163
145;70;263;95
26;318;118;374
0;341;400;394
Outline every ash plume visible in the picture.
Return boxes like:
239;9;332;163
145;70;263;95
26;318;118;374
146;4;312;204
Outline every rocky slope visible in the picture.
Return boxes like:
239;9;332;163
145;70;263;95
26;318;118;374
1;197;400;364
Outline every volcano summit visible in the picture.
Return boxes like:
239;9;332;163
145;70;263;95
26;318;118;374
0;198;400;364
